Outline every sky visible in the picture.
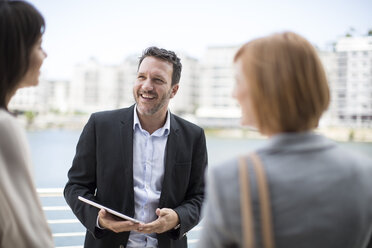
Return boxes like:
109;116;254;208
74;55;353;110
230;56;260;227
28;0;372;80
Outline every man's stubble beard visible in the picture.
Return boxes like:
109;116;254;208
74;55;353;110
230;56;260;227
133;88;172;116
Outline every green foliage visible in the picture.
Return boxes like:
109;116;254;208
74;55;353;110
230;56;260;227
348;129;355;141
73;110;87;115
25;111;36;125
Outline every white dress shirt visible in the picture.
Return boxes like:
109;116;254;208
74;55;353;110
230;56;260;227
127;106;170;248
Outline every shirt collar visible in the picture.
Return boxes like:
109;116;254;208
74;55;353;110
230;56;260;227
133;104;170;136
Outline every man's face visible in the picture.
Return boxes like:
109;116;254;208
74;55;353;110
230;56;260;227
133;56;179;117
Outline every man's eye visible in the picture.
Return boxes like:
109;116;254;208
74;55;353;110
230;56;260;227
138;76;145;79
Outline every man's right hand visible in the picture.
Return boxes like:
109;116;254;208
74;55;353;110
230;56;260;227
98;209;140;233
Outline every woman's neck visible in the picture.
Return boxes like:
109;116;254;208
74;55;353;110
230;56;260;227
5;88;17;109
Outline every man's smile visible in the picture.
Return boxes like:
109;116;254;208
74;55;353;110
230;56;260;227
139;91;157;101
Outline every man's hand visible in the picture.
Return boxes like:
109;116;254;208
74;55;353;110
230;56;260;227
137;208;179;234
98;209;140;233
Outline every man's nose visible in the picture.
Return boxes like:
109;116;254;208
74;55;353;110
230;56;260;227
141;78;154;91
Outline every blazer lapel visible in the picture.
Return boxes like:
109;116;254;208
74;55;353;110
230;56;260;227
159;113;179;208
118;105;135;215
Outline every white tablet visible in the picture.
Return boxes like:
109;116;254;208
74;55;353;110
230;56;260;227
78;196;142;224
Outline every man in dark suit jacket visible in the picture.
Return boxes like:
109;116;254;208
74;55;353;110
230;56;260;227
64;47;208;248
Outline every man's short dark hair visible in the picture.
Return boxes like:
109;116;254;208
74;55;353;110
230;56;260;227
138;46;182;86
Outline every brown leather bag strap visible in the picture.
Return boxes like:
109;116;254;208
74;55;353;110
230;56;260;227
239;157;255;248
250;153;275;248
239;153;275;248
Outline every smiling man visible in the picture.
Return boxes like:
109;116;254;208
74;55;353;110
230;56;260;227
64;47;208;248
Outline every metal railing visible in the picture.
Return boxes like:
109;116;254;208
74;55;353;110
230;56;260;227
37;188;202;248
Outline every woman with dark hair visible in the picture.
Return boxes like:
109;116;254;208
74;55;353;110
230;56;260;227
198;32;372;248
0;1;53;247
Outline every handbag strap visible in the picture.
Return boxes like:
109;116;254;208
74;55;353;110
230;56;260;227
239;153;275;248
239;156;255;248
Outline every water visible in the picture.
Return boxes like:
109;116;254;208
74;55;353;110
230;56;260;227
28;129;80;188
27;130;268;188
28;129;372;188
26;129;372;247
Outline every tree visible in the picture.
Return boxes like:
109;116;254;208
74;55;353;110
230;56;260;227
25;111;36;127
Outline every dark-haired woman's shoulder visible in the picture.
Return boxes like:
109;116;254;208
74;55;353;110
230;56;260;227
0;109;30;162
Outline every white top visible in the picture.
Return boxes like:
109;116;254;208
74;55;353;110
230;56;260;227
0;109;54;247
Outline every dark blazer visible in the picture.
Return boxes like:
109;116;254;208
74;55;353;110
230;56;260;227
64;105;208;248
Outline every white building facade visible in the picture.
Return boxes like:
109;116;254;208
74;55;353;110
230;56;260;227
318;50;339;127
68;58;124;113
195;46;241;127
169;53;199;116
334;36;372;127
9;36;372;129
8;77;69;114
67;53;200;116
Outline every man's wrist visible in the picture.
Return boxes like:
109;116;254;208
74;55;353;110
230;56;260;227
173;209;180;230
96;215;105;229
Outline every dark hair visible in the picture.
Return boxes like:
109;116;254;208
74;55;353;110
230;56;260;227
0;0;45;109
138;46;182;86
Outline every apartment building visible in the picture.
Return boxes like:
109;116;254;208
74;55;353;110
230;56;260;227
318;50;339;127
169;53;199;115
67;58;123;113
9;77;49;113
196;46;241;127
66;53;199;115
9;35;372;129
335;36;372;127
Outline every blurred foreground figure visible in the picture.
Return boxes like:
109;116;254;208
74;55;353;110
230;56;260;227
198;32;372;248
0;1;52;247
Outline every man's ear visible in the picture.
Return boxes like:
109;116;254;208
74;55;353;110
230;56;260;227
170;84;179;99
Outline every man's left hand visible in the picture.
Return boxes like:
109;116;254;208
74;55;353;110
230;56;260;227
137;208;179;234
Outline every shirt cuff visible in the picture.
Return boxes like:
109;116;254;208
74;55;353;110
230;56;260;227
174;223;181;230
96;215;105;229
